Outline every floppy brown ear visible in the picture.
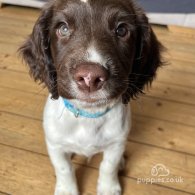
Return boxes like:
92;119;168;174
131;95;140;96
19;6;59;99
122;11;164;104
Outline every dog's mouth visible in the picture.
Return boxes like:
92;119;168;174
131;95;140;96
69;94;119;109
79;97;103;103
75;91;110;104
68;80;110;103
58;83;111;105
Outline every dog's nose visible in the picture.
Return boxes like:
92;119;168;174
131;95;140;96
73;63;108;92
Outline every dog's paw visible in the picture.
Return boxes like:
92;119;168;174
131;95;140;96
54;186;79;195
97;180;121;195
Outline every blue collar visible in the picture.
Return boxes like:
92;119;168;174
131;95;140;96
63;98;112;118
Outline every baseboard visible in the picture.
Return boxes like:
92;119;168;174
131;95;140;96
0;0;45;8
148;13;195;28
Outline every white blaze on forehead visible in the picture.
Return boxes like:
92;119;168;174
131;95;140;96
80;0;88;2
87;46;108;68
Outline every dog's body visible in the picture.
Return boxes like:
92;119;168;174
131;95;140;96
44;96;130;194
44;96;130;157
20;0;163;194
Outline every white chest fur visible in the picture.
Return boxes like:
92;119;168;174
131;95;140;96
43;96;131;157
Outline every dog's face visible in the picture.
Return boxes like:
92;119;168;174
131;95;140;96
20;0;163;104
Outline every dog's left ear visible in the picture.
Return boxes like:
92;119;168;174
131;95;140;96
122;9;164;104
19;4;59;99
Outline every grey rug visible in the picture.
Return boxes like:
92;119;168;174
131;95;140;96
137;0;195;13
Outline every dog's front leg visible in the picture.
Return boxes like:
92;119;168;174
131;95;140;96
46;141;79;195
97;144;125;195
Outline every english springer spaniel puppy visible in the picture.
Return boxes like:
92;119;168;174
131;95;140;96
20;0;163;194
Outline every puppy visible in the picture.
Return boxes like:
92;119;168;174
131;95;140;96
20;0;163;194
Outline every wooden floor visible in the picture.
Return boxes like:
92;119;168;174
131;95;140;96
0;6;195;195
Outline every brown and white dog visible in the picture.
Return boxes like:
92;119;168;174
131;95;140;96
20;0;163;194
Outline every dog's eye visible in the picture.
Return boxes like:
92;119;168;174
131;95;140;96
57;23;69;37
115;23;129;38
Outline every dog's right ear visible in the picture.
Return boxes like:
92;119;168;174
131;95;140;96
122;5;164;104
19;5;59;99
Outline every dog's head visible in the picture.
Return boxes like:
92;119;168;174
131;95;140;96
20;0;163;105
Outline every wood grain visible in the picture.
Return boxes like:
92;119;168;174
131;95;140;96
0;193;10;195
1;144;189;195
0;111;195;193
149;82;195;105
168;25;195;38
132;96;195;126
131;115;195;155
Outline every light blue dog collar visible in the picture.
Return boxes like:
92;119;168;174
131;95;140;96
63;98;112;118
